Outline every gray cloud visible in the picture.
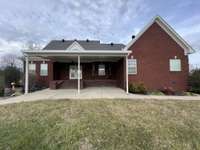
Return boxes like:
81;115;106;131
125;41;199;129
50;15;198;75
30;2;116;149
0;0;147;43
0;0;199;66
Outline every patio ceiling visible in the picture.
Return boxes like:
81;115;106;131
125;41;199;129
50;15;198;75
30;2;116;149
27;55;124;62
23;50;130;62
48;55;124;62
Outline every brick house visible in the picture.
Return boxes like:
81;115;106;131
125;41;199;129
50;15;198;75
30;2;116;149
23;16;194;94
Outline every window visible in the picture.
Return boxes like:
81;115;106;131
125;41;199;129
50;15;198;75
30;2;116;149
29;63;36;74
98;64;105;76
69;65;82;79
128;59;137;74
169;59;181;71
40;63;48;76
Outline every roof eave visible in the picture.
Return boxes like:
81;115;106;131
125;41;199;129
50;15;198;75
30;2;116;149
23;50;131;57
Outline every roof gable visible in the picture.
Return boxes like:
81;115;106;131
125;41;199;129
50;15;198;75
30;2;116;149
124;16;195;55
66;41;85;51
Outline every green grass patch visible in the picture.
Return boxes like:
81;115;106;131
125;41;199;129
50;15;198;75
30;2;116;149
0;99;200;149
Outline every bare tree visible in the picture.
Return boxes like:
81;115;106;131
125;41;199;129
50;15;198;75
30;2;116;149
0;41;42;68
0;53;20;67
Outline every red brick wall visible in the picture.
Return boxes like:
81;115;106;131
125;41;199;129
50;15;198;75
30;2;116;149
53;62;119;80
53;62;69;80
128;22;189;91
82;62;117;80
33;61;125;89
33;61;53;87
116;58;126;89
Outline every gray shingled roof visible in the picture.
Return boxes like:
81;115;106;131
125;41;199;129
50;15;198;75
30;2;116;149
43;40;125;51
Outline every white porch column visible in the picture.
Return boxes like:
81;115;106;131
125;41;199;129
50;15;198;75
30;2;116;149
126;56;129;94
78;55;80;94
25;56;29;94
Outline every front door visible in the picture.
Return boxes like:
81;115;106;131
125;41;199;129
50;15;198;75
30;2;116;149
69;65;82;79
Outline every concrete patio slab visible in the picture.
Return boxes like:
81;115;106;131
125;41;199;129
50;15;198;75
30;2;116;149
1;87;200;105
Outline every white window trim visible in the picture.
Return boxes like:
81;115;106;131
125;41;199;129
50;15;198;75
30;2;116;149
29;63;36;73
98;64;105;76
40;63;48;76
69;65;82;79
169;59;181;72
128;59;137;75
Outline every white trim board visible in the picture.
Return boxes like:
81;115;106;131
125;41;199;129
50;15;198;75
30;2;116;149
23;50;131;57
123;15;195;55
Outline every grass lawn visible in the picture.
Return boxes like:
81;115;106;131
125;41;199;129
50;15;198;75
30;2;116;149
0;99;200;150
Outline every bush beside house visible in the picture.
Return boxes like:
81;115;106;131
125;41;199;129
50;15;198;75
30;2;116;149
160;87;176;95
129;83;147;94
189;69;200;94
128;79;200;96
28;74;47;92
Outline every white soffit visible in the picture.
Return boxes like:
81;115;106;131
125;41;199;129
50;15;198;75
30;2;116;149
124;16;195;55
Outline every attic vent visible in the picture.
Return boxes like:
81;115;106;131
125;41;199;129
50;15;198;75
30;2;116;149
86;39;89;42
62;39;65;42
110;42;114;46
132;35;135;39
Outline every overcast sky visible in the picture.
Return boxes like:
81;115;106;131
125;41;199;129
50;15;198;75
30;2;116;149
0;0;199;67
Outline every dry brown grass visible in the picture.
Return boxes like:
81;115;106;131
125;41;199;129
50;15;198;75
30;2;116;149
0;99;200;150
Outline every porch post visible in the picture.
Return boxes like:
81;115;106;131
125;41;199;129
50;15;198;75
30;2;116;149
25;56;29;94
126;55;129;94
78;55;80;94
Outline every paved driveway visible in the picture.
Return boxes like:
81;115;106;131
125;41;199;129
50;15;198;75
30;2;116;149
1;87;200;105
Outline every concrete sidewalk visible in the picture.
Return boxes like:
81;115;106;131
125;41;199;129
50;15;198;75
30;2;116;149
1;87;200;105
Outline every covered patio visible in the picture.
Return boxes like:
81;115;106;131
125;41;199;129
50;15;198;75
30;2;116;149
23;50;130;94
51;56;126;89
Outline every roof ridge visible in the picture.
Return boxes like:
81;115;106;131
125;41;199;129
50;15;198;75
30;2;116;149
50;39;100;42
43;39;125;50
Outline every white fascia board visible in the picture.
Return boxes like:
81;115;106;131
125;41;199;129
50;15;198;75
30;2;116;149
23;50;131;54
23;50;131;57
155;17;195;54
124;15;195;55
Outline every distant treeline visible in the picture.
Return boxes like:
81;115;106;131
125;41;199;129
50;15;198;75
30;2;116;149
0;69;4;96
